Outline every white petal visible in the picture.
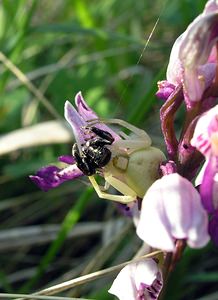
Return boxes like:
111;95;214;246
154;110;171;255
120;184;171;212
137;179;175;251
108;265;136;300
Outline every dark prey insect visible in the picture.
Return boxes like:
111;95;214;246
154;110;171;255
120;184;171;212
72;127;115;176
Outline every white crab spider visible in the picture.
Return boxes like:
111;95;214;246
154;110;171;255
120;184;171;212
87;119;166;204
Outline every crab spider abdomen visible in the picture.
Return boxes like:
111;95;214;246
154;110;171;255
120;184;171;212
113;147;166;198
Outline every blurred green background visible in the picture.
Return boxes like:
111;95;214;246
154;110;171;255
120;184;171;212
1;0;218;299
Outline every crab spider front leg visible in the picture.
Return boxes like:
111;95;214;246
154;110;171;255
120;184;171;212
88;118;152;152
88;175;137;204
102;119;150;140
88;118;150;141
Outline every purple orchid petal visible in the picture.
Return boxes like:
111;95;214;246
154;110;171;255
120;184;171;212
166;34;184;86
200;155;218;213
57;164;83;179
64;100;87;146
179;11;218;103
198;63;216;90
191;104;218;157
75;91;98;121
191;105;218;213
164;1;218;107
156;80;176;101
58;155;75;164
75;91;120;141
204;0;218;13
30;164;83;192
209;211;218;246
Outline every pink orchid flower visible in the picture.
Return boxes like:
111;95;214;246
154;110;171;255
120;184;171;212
109;259;163;300
191;105;218;245
136;173;209;252
191;104;218;213
157;0;218;108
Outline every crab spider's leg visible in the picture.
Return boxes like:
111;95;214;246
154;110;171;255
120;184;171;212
88;176;136;203
93;180;110;192
102;180;110;191
88;118;151;153
88;118;151;143
118;131;129;139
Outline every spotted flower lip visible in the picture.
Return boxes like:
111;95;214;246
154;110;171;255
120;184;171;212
191;105;218;215
191;104;218;158
157;0;218;107
30;92;120;191
136;173;210;252
108;259;163;300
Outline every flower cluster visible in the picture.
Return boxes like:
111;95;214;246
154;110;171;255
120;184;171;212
30;1;218;299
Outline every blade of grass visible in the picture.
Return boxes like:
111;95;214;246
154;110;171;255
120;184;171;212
0;51;62;120
0;293;92;300
31;251;162;297
20;187;93;293
0;0;37;90
0;271;13;293
128;64;167;125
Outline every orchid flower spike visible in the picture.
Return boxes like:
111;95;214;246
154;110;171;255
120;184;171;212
157;0;218;108
137;173;210;252
108;259;163;300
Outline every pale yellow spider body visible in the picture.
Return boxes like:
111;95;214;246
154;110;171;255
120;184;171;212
88;119;166;204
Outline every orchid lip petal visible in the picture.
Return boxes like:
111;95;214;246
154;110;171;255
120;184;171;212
30;164;83;191
191;104;218;157
200;155;218;213
191;105;218;215
137;173;210;251
108;259;163;300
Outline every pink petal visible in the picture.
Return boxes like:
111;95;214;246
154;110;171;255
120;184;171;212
109;259;162;300
137;173;210;251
